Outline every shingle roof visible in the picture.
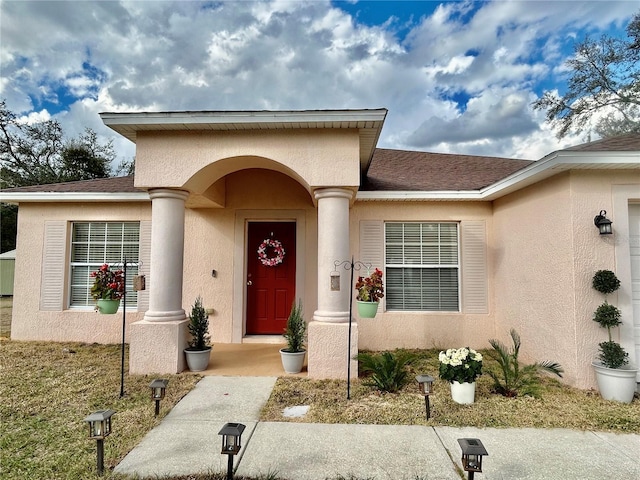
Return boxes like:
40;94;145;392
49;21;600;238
362;149;534;191
565;133;640;151
2;175;139;193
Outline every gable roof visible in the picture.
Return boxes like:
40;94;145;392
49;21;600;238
362;149;533;191
1;134;638;204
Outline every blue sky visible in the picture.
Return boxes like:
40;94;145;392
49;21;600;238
1;0;636;163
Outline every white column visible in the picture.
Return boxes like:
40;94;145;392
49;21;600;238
308;187;358;379
313;188;353;323
144;189;189;322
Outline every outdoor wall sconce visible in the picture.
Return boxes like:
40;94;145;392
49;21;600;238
415;374;434;419
458;438;488;480
83;409;115;476
218;422;246;480
150;379;168;416
594;210;613;235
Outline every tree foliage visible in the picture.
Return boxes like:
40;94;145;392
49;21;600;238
0;100;119;188
533;11;640;139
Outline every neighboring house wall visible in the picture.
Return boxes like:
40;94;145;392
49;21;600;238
0;250;16;296
352;201;494;351
11;203;151;343
493;169;640;389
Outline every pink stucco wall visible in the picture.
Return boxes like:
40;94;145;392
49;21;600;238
11;203;151;343
493;170;640;389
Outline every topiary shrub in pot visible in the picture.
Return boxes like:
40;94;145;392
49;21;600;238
184;296;212;372
280;300;307;374
590;270;638;403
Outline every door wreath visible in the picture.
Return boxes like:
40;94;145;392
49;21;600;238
257;238;286;267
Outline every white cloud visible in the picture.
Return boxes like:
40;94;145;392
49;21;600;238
0;0;635;165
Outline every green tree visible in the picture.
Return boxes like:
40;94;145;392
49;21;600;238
533;11;640;139
0;100;117;188
1;100;132;252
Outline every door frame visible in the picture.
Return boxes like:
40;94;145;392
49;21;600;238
233;210;307;343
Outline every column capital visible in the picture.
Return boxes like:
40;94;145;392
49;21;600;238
148;188;189;201
314;187;355;202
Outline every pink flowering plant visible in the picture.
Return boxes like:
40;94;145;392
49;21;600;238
355;268;384;302
90;264;125;300
438;347;483;383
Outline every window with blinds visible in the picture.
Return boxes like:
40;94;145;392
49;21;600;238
70;222;140;308
385;222;460;311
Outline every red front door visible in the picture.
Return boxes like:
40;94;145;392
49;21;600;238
246;222;296;335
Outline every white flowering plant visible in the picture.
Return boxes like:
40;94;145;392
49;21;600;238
438;347;483;384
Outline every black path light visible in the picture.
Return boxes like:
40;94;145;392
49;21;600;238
150;379;168;416
83;409;115;476
594;210;613;234
415;374;434;419
218;422;246;480
458;438;489;480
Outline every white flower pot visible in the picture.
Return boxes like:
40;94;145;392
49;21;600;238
451;381;476;404
184;347;212;372
280;349;306;374
592;361;638;403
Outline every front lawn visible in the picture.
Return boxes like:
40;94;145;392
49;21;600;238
261;349;640;432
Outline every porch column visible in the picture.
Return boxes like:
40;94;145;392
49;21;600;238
129;188;190;374
308;187;358;379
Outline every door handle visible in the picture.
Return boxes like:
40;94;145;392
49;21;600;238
247;280;253;286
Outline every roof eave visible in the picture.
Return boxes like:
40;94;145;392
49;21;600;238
0;192;150;204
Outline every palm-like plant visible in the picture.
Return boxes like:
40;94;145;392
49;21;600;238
487;329;563;398
356;350;417;393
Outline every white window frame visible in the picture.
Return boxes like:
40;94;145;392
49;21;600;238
384;222;460;312
69;222;140;309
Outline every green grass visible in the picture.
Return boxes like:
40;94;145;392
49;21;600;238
261;348;640;432
0;340;201;480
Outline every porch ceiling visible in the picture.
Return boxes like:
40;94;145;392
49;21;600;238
100;109;388;173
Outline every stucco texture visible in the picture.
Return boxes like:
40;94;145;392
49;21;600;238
11;203;150;343
493;170;640;389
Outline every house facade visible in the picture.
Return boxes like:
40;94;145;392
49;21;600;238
2;109;639;391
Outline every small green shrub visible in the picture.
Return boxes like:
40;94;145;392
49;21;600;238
592;269;621;295
356;350;417;393
282;300;306;353
187;296;210;350
593;302;622;330
487;329;563;398
598;340;629;369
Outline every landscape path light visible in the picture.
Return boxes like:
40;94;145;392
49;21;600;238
83;409;115;476
415;374;434;419
150;378;168;416
218;422;246;480
458;438;488;480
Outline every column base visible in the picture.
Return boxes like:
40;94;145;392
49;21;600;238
129;319;189;374
307;320;358;379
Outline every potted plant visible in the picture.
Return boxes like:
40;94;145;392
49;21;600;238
90;264;125;314
590;270;638;403
184;296;212;372
355;268;384;318
280;300;307;374
439;347;483;404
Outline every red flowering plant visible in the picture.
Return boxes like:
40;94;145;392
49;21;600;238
90;264;125;300
355;268;384;302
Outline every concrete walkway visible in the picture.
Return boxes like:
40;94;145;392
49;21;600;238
114;376;640;480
